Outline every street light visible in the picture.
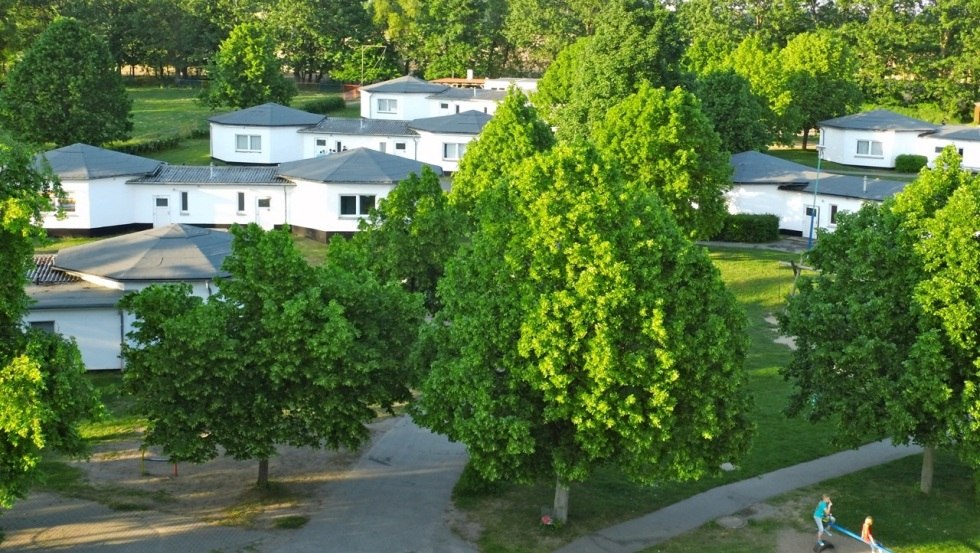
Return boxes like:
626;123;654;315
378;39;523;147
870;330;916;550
806;145;825;249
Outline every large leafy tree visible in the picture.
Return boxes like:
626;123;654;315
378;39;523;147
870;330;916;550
0;17;132;147
415;142;752;524
200;21;296;109
120;224;423;487
0;140;101;508
593;83;732;240
694;69;774;153
779;148;980;493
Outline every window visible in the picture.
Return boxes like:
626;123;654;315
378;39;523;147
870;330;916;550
58;196;76;213
395;142;406;151
155;197;169;208
830;204;839;225
856;140;882;157
237;192;246;212
339;194;376;216
180;191;189;213
30;321;55;333
443;143;467;160
377;98;397;113
257;197;271;208
440;102;449;109
235;134;261;152
934;146;964;156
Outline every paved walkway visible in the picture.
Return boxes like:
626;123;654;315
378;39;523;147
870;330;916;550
0;419;920;553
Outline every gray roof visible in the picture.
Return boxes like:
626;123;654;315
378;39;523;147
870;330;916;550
54;224;233;281
927;125;980;142
38;143;162;180
129;165;288;186
300;118;416;137
208;103;325;127
819;109;938;132
730;151;907;201
28;281;125;310
360;75;448;94
409;111;492;135
29;255;80;285
429;88;506;102
278;148;442;183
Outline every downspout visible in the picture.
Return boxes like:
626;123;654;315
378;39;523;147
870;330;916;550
119;308;125;370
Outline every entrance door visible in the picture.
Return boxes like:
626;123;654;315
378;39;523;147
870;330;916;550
153;196;170;228
256;197;273;230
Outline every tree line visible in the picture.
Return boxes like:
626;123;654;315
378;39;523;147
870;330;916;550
0;0;977;120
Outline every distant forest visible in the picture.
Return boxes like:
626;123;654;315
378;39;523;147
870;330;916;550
1;0;977;120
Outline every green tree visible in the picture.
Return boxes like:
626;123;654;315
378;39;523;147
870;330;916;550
0;140;101;508
720;34;797;145
0;17;132;147
593;84;732;240
120;225;424;487
778;30;863;149
779;148;980;493
415;143;752;524
694;70;774;153
200;21;296;109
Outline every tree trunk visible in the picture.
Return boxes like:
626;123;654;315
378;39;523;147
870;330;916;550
257;458;270;488
920;446;934;494
553;477;570;525
801;128;810;150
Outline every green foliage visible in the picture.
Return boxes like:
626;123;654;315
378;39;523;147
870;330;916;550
0;17;132;147
298;96;347;114
416;141;752;522
200;22;296;109
895;154;928;174
694;70;774;153
713;214;780;243
120;225;424;484
592;84;732;240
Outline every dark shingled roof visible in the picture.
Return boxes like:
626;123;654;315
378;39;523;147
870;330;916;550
129;165;287;186
29;281;126;309
38;144;162;180
819;109;938;132
410;111;492;134
429;88;506;102
54;224;233;281
730;151;907;201
278;147;442;183
360;75;448;94
802;174;907;202
29;255;80;285
299;118;416;137
208;103;325;127
928;125;980;142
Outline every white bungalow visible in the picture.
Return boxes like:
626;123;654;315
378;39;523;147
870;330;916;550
278;148;443;240
299;118;418;160
359;75;450;120
208;103;324;165
818;110;939;169
409;111;492;172
919;125;980;171
26;224;232;370
727;151;907;236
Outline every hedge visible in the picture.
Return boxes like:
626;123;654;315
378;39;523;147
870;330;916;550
298;96;347;114
712;213;780;243
895;154;927;173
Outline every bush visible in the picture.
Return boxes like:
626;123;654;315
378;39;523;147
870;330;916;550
111;135;182;155
298;96;347;114
895;154;927;173
713;213;780;243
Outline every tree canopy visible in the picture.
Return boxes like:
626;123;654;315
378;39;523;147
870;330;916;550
0;17;132;147
200;21;296;109
120;224;424;486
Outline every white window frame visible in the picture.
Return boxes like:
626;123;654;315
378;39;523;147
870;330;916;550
856;139;883;158
443;142;467;161
339;194;376;217
235;134;262;152
377;98;397;114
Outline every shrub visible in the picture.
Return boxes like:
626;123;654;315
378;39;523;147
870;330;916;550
298;96;347;114
713;213;780;243
895;154;927;173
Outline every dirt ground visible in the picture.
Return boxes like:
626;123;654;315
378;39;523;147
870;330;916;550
69;416;399;529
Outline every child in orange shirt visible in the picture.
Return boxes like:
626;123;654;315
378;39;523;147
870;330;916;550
861;516;882;553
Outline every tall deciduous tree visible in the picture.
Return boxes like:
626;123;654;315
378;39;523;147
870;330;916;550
779;148;980;493
120;224;423;487
0;140;101;508
200;21;296;109
593;83;732;240
694;70;774;153
0;17;132;147
415;142;752;524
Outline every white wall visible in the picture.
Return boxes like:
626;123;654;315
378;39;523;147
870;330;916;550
210;124;304;164
819;127;921;169
414;130;478;172
921;137;980;171
128;184;289;229
303;133;419;160
24;307;124;370
288;179;394;234
361;92;432;121
430;98;498;117
43;177;134;231
726;186;866;235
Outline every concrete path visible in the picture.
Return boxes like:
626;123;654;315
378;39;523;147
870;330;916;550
555;440;922;553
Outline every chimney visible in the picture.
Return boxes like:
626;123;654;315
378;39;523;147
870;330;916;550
466;69;474;80
863;175;868;193
209;162;214;179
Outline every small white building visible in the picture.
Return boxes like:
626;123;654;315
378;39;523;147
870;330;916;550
818;109;939;169
26;225;233;370
727;151;907;236
209;103;324;165
919;125;980;171
409;111;492;172
299;118;418;160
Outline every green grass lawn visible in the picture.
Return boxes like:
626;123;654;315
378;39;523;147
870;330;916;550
765;148;920;182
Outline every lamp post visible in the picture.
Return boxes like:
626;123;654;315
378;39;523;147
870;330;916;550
806;146;825;249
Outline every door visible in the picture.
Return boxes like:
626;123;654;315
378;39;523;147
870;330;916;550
256;197;273;230
153;196;170;228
